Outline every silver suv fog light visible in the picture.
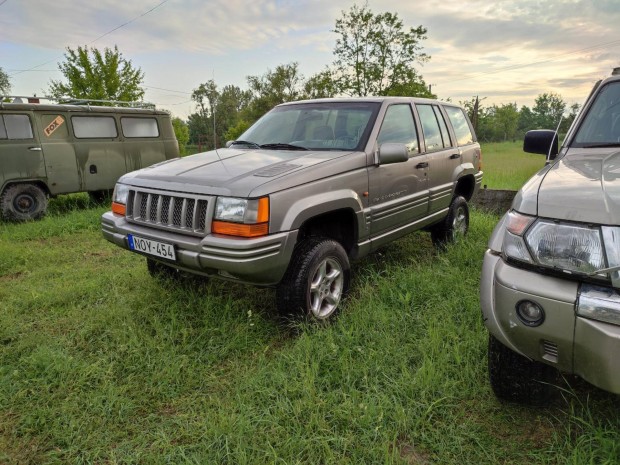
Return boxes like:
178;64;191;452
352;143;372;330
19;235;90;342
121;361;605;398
516;300;545;326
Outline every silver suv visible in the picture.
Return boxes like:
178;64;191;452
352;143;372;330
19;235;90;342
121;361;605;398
102;97;482;320
481;70;620;403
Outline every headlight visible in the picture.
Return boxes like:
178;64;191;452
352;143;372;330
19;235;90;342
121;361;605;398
111;183;130;215
213;196;269;237
502;210;607;276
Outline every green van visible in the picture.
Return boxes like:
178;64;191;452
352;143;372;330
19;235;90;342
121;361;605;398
0;100;179;221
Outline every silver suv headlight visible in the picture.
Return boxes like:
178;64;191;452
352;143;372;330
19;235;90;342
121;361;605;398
213;196;270;238
502;211;607;276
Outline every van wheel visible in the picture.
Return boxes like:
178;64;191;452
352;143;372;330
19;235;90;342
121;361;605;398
276;237;350;321
0;184;48;222
488;334;558;405
88;190;112;204
431;196;469;247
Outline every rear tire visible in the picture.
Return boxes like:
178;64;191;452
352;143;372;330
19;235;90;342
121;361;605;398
431;195;469;247
276;237;350;321
488;334;558;405
0;183;48;222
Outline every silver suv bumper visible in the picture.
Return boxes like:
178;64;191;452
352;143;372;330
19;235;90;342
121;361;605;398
101;211;298;286
481;250;620;394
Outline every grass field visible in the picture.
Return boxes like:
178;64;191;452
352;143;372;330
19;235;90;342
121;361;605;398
479;141;546;190
2;144;619;464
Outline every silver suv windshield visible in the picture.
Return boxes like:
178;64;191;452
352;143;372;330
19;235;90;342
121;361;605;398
238;101;381;151
573;81;620;148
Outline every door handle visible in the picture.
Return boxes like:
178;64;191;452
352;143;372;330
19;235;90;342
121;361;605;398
416;162;429;169
28;147;42;151
449;153;460;159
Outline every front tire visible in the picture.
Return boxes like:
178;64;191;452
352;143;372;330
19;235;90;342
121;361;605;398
488;334;558;405
276;237;350;321
431;195;469;246
0;183;48;222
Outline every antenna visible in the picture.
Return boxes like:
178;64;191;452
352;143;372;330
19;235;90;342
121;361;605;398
547;116;563;162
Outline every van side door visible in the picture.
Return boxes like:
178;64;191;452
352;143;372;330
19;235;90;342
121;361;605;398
0;112;46;190
415;104;460;214
368;103;429;240
37;112;80;194
120;116;166;172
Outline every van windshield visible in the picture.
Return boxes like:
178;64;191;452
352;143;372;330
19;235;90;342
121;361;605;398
237;102;381;151
573;81;620;148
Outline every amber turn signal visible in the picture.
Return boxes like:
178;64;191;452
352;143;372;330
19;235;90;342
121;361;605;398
212;221;269;238
111;202;126;216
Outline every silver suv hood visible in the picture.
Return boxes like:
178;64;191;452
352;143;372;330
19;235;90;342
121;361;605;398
120;147;356;196
514;150;620;224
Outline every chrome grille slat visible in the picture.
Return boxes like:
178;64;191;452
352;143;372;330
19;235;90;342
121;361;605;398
125;188;210;236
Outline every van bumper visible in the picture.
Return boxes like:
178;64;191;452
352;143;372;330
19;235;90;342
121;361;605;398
101;211;298;286
481;250;620;394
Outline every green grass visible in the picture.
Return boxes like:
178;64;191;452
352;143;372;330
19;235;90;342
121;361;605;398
480;141;547;190
2;194;620;464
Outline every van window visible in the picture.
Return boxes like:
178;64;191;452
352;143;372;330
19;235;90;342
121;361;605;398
1;115;34;139
121;117;159;138
72;116;118;138
444;107;475;146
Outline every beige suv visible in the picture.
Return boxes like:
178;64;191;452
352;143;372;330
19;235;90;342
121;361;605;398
102;97;482;320
481;69;620;403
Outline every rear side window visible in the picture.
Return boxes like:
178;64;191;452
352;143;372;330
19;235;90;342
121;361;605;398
121;117;159;138
72;116;118;138
0;114;34;139
444;107;475;146
416;104;446;152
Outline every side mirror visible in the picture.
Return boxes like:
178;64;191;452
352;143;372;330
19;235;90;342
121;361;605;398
378;143;408;165
225;140;234;148
523;130;558;159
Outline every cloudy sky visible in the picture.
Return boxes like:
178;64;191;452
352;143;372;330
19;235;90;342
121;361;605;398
2;0;620;119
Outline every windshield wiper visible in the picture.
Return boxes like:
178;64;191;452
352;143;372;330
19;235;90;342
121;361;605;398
228;140;261;149
581;142;620;148
260;143;308;151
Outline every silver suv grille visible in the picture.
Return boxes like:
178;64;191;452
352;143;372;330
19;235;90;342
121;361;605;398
126;189;211;236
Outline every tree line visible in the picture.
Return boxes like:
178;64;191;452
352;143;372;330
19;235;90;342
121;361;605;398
1;3;581;149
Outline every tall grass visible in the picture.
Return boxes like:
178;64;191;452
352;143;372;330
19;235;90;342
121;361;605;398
2;199;619;463
480;141;546;190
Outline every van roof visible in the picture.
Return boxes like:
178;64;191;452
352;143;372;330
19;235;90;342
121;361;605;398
0;102;170;116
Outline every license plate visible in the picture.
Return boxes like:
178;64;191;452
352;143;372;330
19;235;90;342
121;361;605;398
128;234;176;261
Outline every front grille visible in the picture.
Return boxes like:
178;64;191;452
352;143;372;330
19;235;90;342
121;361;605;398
126;189;210;236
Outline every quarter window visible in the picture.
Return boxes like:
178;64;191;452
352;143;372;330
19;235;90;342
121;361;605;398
377;104;419;154
121;117;159;138
444;106;475;146
72;116;118;138
0;114;34;139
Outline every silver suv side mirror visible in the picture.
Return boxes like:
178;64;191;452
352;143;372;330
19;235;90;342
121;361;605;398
378;143;408;165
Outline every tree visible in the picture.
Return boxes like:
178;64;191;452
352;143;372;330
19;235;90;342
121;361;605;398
0;67;10;96
246;63;305;121
532;92;566;130
48;46;145;103
303;70;338;99
172;117;189;155
332;3;430;97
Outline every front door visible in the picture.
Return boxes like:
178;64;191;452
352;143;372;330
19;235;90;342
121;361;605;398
0;112;46;189
368;103;429;239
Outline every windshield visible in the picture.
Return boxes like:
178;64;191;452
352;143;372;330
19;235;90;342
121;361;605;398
573;81;620;147
238;101;380;151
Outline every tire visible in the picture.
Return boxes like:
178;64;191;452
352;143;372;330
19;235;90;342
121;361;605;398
0;183;48;222
276;237;350;321
488;334;558;405
431;195;469;247
88;189;112;204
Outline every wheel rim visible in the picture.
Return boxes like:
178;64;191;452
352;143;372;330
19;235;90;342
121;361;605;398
452;205;468;238
309;257;344;319
14;194;36;214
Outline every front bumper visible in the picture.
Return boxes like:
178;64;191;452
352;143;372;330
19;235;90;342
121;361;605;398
101;211;298;286
481;250;620;394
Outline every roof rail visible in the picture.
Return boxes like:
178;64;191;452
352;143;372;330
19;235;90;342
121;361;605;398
1;95;156;109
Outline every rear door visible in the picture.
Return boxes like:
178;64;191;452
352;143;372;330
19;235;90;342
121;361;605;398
37;112;80;194
0;112;46;190
415;104;460;214
368;103;429;238
121;116;166;172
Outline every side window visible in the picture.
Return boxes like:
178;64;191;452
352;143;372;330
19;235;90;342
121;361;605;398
416;104;444;152
433;106;453;148
1;114;34;139
121;117;160;138
41;115;69;140
377;104;419;154
72;116;118;139
0;117;6;139
444;106;475;146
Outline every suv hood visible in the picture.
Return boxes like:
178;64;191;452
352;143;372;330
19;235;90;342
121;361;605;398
515;151;620;224
121;147;356;196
